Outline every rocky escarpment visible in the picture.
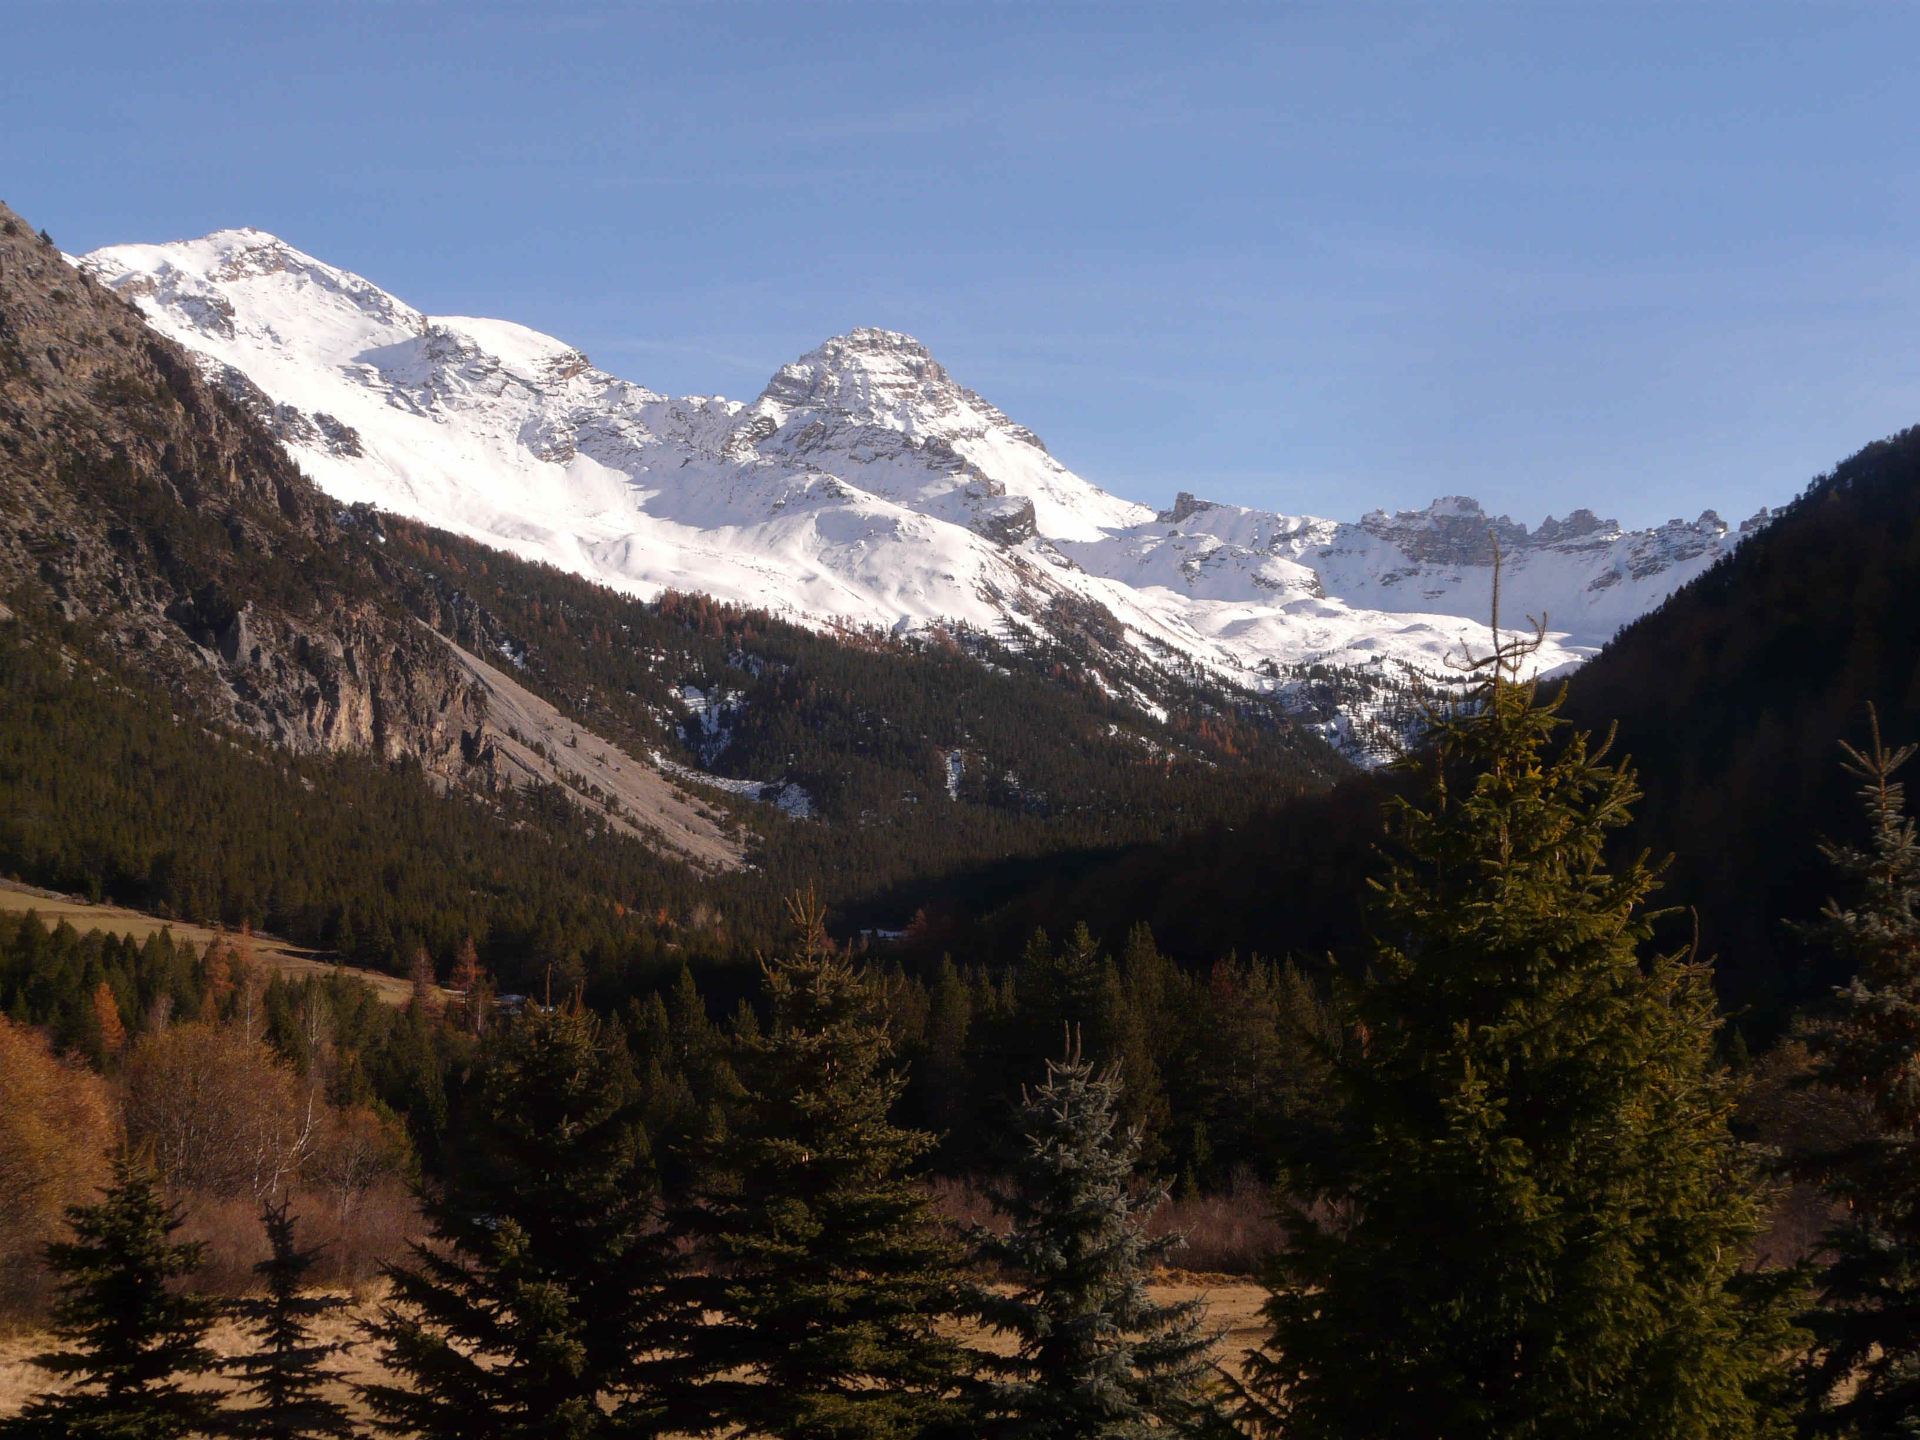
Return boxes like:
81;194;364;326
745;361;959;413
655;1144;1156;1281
1354;495;1771;574
0;199;485;771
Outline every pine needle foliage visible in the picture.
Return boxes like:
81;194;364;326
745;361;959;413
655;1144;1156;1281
359;1000;677;1440
968;1040;1217;1440
223;1197;356;1439
1239;608;1802;1440
661;893;969;1440
6;1152;224;1440
1796;707;1920;1433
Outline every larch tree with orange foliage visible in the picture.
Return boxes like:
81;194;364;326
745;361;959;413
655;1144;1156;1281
91;980;126;1063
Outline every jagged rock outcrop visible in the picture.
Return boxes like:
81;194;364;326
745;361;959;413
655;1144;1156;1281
976;496;1037;546
1156;492;1219;525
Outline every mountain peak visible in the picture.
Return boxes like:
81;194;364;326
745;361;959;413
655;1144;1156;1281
825;326;934;357
83;227;423;339
757;326;971;431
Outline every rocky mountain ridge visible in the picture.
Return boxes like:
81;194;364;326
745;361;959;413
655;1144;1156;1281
4;196;1342;906
78;229;1769;744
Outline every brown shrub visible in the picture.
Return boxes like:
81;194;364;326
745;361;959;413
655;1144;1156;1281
172;1179;421;1297
1144;1177;1286;1276
924;1175;998;1234
123;1023;318;1199
0;1016;118;1313
307;1105;414;1224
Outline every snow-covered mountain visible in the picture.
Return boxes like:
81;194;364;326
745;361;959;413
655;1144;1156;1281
78;229;1763;727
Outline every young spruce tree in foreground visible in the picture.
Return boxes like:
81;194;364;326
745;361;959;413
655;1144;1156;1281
224;1196;357;1439
969;1040;1216;1440
660;894;968;1440
1238;614;1802;1440
360;999;680;1440
5;1153;223;1440
1796;710;1920;1434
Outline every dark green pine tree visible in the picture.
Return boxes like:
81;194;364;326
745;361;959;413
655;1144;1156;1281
660;893;969;1440
968;1040;1217;1440
1237;613;1802;1440
6;1153;224;1440
1796;709;1920;1433
222;1197;356;1439
360;999;681;1440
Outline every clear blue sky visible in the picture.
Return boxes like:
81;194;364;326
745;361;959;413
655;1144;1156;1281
4;2;1918;530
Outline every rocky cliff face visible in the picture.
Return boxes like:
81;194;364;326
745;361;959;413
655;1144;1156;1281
0;201;486;771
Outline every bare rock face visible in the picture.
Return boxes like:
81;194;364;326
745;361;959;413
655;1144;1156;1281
1358;497;1537;566
976;496;1037;546
1156;492;1219;525
0;200;485;776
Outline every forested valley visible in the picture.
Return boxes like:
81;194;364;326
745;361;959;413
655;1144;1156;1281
14;188;1920;1436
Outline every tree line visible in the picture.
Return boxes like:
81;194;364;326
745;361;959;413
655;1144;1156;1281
0;898;1336;1204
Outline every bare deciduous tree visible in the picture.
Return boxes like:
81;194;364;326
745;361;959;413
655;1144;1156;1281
123;1024;319;1200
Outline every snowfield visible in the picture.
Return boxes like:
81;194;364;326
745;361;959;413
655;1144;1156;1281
80;230;1765;714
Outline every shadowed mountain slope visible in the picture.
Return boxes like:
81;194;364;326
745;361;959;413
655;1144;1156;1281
1561;424;1920;1024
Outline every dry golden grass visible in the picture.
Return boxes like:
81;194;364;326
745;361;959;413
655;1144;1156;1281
0;881;430;1006
0;1290;387;1422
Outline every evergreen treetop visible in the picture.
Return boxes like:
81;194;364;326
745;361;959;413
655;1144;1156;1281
7;1151;224;1440
359;998;679;1440
1241;609;1802;1440
1801;708;1920;1130
1795;708;1920;1433
969;1040;1217;1440
661;893;969;1440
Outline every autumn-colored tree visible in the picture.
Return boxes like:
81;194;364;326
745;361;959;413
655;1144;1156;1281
0;1015;117;1310
204;935;237;1015
446;937;489;1035
123;1024;320;1199
449;937;479;993
92;980;126;1061
308;1105;412;1225
235;925;268;1042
